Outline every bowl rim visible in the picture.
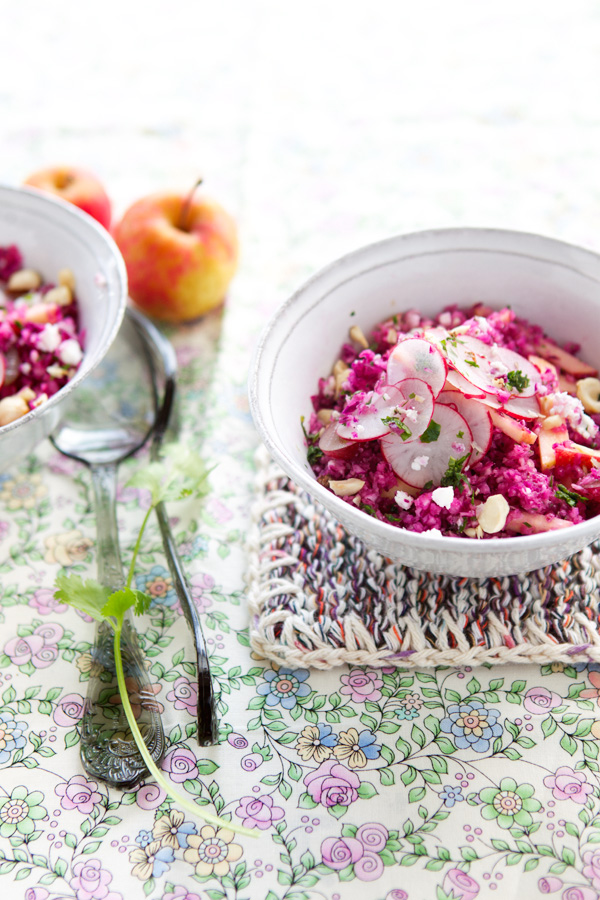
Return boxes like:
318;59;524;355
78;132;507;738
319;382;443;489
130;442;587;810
249;225;600;558
0;182;128;435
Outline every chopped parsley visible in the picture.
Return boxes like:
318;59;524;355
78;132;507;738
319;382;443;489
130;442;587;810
440;454;469;490
505;369;530;393
301;415;323;462
307;445;323;465
382;416;412;441
555;484;586;507
420;420;441;443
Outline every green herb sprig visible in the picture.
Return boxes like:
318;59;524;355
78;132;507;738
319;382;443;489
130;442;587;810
54;444;257;838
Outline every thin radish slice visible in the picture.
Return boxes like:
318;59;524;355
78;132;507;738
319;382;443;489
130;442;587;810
336;379;434;443
381;404;472;489
318;421;357;459
476;391;541;420
437;390;492;463
444;369;487;399
443;333;540;399
386;338;447;397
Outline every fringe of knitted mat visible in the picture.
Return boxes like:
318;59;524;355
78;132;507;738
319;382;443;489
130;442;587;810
246;447;600;670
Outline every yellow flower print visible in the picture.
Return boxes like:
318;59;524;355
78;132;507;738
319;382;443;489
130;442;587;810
44;529;93;566
333;727;381;768
0;472;47;511
183;825;242;877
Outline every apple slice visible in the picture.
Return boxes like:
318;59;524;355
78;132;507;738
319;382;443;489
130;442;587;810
538;418;569;470
489;409;537;445
534;339;597;378
437;389;492;463
318;421;357;459
337;378;434;443
505;511;572;534
386;338;447;397
381;404;472;489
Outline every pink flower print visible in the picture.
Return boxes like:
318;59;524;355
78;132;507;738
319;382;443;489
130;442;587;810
543;766;594;804
55;775;102;814
4;622;62;669
29;589;67;616
356;822;388;851
161;746;199;783
135;782;167;810
167;677;198;715
523;686;562;715
581;671;600;706
206;498;233;523
340;669;384;704
69;858;122;900
189;572;214;614
52;693;85;727
169;888;202;900
25;890;50;900
235;794;285;830
538;877;563;894
0;521;9;541
583;848;600;891
321;835;364;870
443;868;480;899
354;850;384;881
304;760;361;809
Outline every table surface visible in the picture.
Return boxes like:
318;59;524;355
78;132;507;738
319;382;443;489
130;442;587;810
3;3;600;899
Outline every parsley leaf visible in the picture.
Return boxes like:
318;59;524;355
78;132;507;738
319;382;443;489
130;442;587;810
55;573;111;622
505;370;530;393
440;454;469;489
420;420;441;444
381;416;412;441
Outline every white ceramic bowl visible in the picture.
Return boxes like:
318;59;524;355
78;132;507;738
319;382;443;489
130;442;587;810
0;184;127;467
249;227;600;578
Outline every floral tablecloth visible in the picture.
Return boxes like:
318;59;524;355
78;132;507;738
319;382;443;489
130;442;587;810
4;2;600;899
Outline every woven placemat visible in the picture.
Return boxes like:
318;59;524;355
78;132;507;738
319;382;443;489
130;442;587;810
246;447;600;669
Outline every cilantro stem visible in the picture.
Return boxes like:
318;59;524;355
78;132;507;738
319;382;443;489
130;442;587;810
125;505;153;590
111;620;258;837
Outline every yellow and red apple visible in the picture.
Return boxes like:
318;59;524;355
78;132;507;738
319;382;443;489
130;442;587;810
113;188;239;323
24;166;112;230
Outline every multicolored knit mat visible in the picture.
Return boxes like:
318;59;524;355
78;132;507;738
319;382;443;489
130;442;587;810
247;447;600;669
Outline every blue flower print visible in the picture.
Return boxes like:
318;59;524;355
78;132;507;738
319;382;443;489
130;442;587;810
440;785;464;808
0;711;27;764
136;829;153;848
256;667;311;709
395;706;420;721
440;700;502;753
135;564;177;607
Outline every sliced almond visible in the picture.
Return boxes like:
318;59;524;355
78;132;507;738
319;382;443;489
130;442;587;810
476;494;510;534
7;268;42;292
0;394;30;426
44;285;72;306
349;325;369;349
329;478;365;497
317;408;334;425
333;359;350;397
58;268;76;292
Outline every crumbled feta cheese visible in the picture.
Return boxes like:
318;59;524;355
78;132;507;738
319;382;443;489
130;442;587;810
394;490;414;510
404;407;418;423
37;323;61;353
411;455;429;471
57;338;83;367
431;486;454;509
549;391;599;441
421;528;443;537
451;441;465;454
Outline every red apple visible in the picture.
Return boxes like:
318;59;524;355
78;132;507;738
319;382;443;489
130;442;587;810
112;187;239;323
24;166;112;230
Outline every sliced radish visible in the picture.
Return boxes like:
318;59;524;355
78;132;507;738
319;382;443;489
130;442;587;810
318;421;357;459
444;369;487;399
381;404;472;489
437;390;492;463
336;379;434;443
477;391;541;420
443;333;540;399
386;338;447;397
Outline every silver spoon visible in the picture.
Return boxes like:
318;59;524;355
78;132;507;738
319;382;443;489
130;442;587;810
51;309;166;788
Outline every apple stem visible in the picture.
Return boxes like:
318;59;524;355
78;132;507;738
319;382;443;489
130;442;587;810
178;178;203;232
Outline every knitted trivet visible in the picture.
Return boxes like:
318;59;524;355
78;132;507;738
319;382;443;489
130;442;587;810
247;447;600;670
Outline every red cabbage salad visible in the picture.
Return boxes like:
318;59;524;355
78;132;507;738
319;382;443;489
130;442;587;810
306;304;600;539
0;245;84;427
